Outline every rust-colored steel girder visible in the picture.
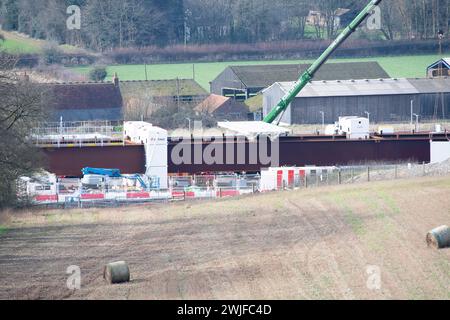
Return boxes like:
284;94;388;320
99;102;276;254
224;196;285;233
41;136;432;176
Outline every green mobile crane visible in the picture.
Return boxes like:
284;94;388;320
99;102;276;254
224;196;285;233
263;0;383;124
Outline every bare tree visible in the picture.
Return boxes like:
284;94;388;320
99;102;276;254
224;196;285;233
0;52;48;208
380;1;401;40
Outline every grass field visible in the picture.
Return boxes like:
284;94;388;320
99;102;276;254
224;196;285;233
0;175;449;299
1;29;443;90
0;33;43;54
0;30;87;55
73;54;442;90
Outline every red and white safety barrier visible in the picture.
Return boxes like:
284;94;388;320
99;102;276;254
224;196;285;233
32;187;253;205
81;193;105;200
34;195;58;203
127;192;150;199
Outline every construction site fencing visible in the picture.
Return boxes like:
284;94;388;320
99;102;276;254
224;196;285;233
273;162;450;191
30;174;261;208
29;161;450;208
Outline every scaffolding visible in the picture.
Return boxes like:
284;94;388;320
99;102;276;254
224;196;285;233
31;120;124;147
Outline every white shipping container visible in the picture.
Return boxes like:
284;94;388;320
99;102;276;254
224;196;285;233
338;116;369;140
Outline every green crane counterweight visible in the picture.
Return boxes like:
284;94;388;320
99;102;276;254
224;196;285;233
263;0;383;124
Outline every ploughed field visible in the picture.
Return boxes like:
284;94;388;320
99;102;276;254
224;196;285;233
0;176;449;299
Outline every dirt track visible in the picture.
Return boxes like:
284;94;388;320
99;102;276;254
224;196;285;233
0;176;449;300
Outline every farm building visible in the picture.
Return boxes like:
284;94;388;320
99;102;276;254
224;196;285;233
195;94;249;120
427;58;450;77
46;76;123;122
263;77;450;125
120;78;208;107
210;62;389;100
306;8;353;29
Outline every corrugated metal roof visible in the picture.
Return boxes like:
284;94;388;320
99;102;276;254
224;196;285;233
408;77;450;93
228;62;389;88
277;78;420;98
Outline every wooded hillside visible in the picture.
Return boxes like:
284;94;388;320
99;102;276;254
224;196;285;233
0;1;449;51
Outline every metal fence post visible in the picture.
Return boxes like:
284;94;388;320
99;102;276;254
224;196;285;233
367;167;370;182
305;175;308;189
338;170;342;185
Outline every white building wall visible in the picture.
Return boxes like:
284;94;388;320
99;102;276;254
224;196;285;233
263;83;292;125
431;141;450;164
124;121;168;189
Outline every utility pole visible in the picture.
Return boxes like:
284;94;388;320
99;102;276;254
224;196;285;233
319;111;325;133
438;30;444;56
176;77;180;113
144;64;148;81
413;113;420;132
192;64;196;81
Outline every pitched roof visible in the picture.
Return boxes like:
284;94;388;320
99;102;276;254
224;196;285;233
196;94;230;113
119;79;207;99
427;58;450;70
227;62;389;88
275;78;420;98
46;82;123;110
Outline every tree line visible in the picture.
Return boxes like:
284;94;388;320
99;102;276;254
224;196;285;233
0;0;449;50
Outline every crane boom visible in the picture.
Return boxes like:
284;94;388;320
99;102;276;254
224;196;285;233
263;0;382;124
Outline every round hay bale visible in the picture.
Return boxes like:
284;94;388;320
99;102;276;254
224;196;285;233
103;261;130;284
426;225;450;249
